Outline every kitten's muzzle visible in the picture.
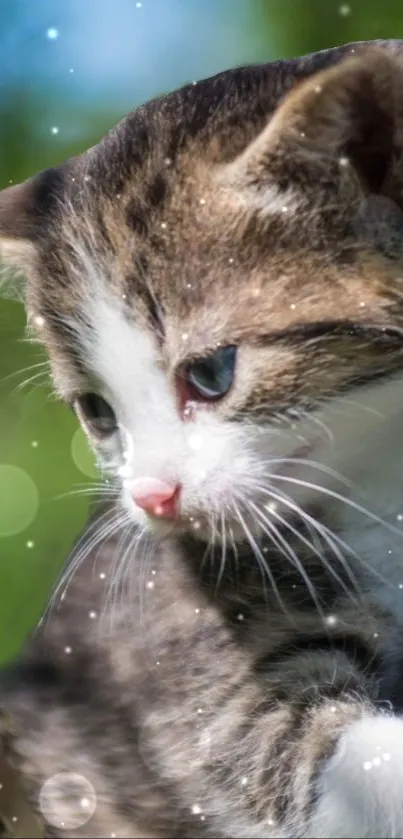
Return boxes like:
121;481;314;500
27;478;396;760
130;477;181;520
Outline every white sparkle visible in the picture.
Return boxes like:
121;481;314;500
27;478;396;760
188;433;202;451
228;257;234;264
164;157;172;166
397;514;403;521
194;608;200;614
64;646;72;655
339;156;349;167
46;27;59;39
325;614;337;627
373;632;379;638
151;569;156;575
136;1;142;6
330;705;337;713
383;752;391;761
373;756;381;767
290;303;296;310
51;126;59;135
89;611;97;620
265;501;278;513
80;797;90;809
237;613;245;621
193;521;201;530
69;68;74;73
281;205;288;213
359;301;366;308
34;315;45;327
363;760;372;771
191;804;202;815
26;540;34;549
160;221;167;229
31;440;39;448
199;198;206;205
182;333;189;341
99;572;106;580
118;463;132;479
84;175;91;183
146;581;155;589
241;776;248;786
122;293;127;300
12;817;17;823
314;85;322;93
399;584;403;590
339;3;351;15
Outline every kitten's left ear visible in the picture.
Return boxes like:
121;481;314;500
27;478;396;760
226;48;403;211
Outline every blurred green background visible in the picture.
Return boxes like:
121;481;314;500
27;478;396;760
0;0;402;664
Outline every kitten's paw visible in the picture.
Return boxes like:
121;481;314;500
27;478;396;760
309;715;403;838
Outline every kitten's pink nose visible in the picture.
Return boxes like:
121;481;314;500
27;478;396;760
130;477;181;520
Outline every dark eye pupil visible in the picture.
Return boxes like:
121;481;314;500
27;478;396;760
186;345;237;400
76;393;117;438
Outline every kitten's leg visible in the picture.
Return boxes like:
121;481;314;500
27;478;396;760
218;700;403;839
309;714;403;838
205;651;403;839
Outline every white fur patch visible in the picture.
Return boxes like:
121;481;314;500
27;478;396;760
310;715;403;838
240;183;302;216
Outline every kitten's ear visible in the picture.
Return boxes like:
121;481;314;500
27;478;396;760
0;167;65;293
0;179;40;285
227;49;403;211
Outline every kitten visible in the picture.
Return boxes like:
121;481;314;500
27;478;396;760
2;38;403;838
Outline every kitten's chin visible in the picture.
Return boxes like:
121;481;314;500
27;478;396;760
128;506;269;546
123;501;242;544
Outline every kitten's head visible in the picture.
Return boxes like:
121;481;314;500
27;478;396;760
2;44;403;546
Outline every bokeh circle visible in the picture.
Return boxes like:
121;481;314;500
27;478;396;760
71;428;98;479
0;465;39;536
39;772;97;830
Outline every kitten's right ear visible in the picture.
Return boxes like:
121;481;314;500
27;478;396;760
0;179;40;280
0;166;65;292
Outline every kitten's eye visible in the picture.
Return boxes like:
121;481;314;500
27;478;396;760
185;345;237;401
74;393;117;440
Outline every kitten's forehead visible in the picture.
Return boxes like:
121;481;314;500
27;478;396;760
22;38;403;359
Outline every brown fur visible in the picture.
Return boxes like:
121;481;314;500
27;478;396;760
1;40;403;837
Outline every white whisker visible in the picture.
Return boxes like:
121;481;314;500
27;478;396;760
249;499;325;618
233;502;289;615
270;473;403;539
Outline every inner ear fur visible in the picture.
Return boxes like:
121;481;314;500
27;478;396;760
228;48;403;208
